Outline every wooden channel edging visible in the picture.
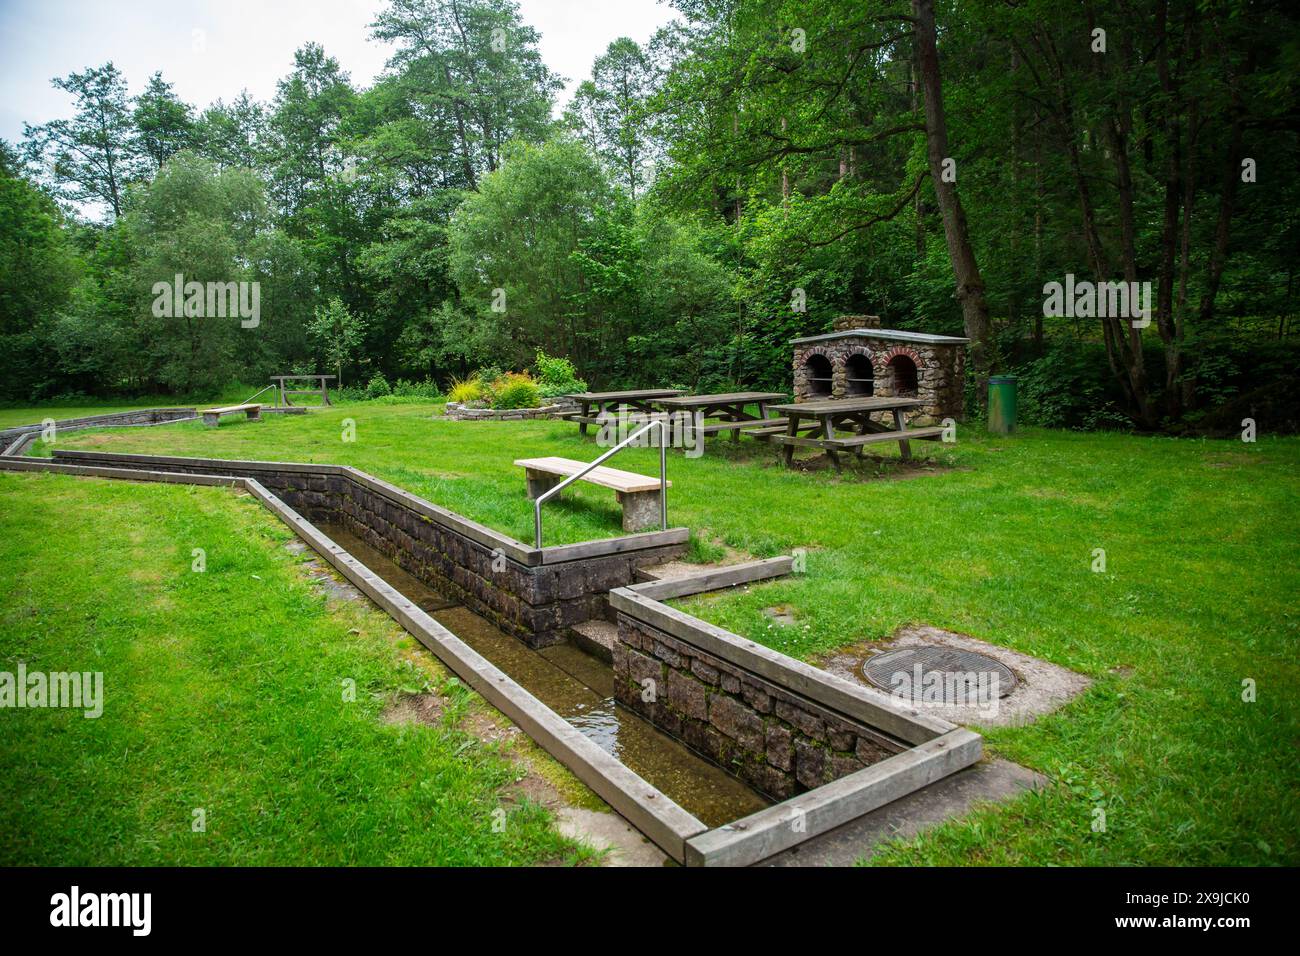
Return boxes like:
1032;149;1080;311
627;556;794;601
684;728;983;867
243;477;709;861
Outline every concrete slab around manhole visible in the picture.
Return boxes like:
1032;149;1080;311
817;624;1092;728
762;758;1047;867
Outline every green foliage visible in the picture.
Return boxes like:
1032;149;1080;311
1006;338;1129;431
0;169;81;400
132;72;195;174
390;377;441;399
308;296;367;387
447;375;482;404
4;0;1297;427
450;138;620;372
486;371;541;409
565;37;661;199
23;62;140;217
532;349;586;397
365;371;391;398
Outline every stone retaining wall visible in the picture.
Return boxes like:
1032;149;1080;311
613;614;905;801
444;400;577;421
51;450;685;648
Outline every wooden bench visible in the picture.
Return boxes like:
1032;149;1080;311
698;417;790;436
514;456;670;532
201;404;262;427
768;426;946;450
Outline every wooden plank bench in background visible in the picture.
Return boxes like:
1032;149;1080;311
514;456;670;532
201;404;262;427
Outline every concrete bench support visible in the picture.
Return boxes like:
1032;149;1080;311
201;404;262;427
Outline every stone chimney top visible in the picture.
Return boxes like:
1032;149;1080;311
833;314;882;332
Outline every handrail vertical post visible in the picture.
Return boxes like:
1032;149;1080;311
659;414;667;530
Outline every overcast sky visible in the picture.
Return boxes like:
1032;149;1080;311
0;0;680;145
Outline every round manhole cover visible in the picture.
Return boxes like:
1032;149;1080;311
863;646;1017;703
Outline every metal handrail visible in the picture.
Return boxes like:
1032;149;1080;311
534;417;668;548
242;384;278;406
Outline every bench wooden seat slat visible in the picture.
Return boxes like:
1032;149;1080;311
698;417;790;435
768;426;945;449
201;403;263;427
514;456;669;494
833;426;945;447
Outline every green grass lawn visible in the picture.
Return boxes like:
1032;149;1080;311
0;470;597;865
10;401;1300;865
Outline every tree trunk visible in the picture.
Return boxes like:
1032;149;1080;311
912;0;992;378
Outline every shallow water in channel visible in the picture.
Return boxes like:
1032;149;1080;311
317;522;770;828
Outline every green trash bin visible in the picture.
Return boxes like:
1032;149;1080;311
988;375;1018;434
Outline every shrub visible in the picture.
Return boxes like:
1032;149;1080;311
448;375;483;404
334;385;368;403
532;349;587;398
1008;339;1129;430
490;372;542;409
391;377;441;399
365;372;392;398
476;366;505;390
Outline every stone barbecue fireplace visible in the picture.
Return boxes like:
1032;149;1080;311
792;315;969;423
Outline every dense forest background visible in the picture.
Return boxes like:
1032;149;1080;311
1;0;1296;432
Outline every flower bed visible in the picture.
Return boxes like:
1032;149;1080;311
443;400;577;421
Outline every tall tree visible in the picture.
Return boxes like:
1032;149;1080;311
23;63;140;218
195;91;267;171
566;38;661;199
267;44;356;220
369;0;561;189
911;0;991;376
132;72;195;174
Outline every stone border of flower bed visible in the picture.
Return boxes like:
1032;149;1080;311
444;399;578;421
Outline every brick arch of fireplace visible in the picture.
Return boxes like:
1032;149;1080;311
843;347;874;396
802;348;835;397
876;346;922;398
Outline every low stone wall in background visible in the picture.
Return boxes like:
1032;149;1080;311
0;408;196;456
613;614;905;801
444;400;577;421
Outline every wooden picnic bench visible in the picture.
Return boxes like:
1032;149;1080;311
200;403;262;427
562;389;683;435
654;391;789;444
763;397;945;471
514;456;670;532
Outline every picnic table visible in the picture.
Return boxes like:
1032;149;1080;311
654;392;789;443
763;397;946;471
563;389;684;435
